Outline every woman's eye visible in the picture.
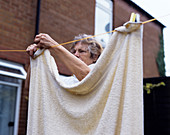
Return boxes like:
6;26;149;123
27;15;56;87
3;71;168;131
71;50;76;54
79;50;86;53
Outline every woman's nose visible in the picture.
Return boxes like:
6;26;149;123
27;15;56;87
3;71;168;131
74;51;80;57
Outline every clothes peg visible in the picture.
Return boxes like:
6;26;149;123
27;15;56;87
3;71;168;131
125;12;137;28
129;12;136;22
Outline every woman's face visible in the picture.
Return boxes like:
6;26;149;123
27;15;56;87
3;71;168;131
72;42;94;65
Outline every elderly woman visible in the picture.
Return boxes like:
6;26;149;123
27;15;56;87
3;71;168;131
26;33;103;82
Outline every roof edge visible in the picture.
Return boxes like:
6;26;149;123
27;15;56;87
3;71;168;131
124;0;166;28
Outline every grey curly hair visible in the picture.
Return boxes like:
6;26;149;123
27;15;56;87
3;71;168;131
70;34;103;62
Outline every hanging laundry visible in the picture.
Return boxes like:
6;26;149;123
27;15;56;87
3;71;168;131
27;22;143;135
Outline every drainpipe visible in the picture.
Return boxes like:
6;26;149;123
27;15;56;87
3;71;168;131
35;0;41;36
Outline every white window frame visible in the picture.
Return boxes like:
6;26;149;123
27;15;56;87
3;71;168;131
95;0;113;47
0;80;22;135
0;59;27;79
0;59;26;135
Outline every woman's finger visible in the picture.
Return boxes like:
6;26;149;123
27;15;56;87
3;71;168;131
35;33;45;38
26;44;38;57
34;37;40;44
29;49;34;56
35;33;43;37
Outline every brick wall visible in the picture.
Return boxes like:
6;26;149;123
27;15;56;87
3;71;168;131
0;0;36;134
39;0;95;43
38;0;95;75
0;0;36;64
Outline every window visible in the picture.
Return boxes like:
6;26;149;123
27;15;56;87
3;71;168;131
95;0;113;47
0;59;26;135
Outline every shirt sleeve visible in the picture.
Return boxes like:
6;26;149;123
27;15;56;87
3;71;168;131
59;74;79;85
88;63;95;70
59;64;96;85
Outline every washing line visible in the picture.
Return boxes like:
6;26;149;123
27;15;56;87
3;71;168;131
0;13;170;52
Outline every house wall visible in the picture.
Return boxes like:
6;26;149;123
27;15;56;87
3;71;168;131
114;0;163;78
0;0;36;64
0;0;164;134
38;0;95;75
0;1;36;135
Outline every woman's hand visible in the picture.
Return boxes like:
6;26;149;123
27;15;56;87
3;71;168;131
26;33;59;57
34;33;58;49
26;44;38;58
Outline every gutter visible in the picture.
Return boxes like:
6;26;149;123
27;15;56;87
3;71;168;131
35;0;41;36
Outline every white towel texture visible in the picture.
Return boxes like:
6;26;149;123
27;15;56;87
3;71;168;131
27;22;143;135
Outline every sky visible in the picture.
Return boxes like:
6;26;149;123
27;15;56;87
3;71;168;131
131;0;170;76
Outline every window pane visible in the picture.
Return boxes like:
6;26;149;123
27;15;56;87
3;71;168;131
95;6;111;45
96;0;111;9
95;0;113;47
0;75;20;84
0;84;17;135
